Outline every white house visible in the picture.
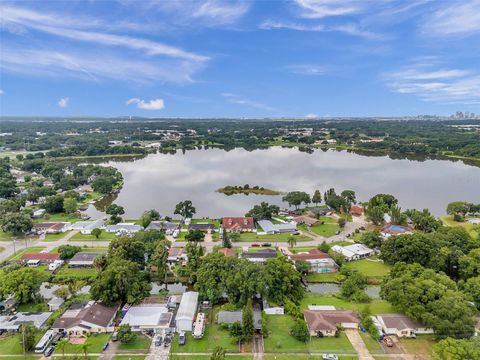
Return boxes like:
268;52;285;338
257;220;297;234
176;292;198;332
120;304;173;333
330;244;374;261
68;219;105;234
105;223;142;235
376;314;433;338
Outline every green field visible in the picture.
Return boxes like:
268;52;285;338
238;232;311;243
54;266;98;280
114;356;147;360
0;333;43;355
56;333;110;354
359;332;384;354
263;315;355;354
441;216;479;239
171;357;253;360
309;223;339;237
70;232;117;241
35;213;82;223
17;302;49;312
7;246;46;261
400;335;437;358
300;294;394;314
118;334;151;352
44;232;70;242
306;272;343;283
344;259;391;281
0;246;4;253
265;356;357;360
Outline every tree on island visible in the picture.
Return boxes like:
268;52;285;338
174;200;196;221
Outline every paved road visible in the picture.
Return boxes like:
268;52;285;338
345;329;374;360
253;334;264;360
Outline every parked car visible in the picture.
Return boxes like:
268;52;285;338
322;355;338;360
384;336;394;347
111;331;118;341
252;243;260;247
44;346;54;357
102;342;109;351
262;243;271;247
178;331;186;345
154;335;162;346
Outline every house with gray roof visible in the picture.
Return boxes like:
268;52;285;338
105;223;142;235
68;219;105;234
217;310;262;330
257;220;297;234
0;312;52;331
241;249;277;262
120;304;173;333
68;252;102;268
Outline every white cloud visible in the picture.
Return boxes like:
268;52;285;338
259;19;382;40
286;64;327;76
422;0;480;37
305;113;319;119
294;0;363;19
221;93;277;112
58;97;69;108
384;61;480;104
126;98;165;110
0;89;4;95
193;0;251;24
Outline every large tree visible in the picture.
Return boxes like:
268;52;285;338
0;267;43;303
108;236;146;265
245;202;279;220
151;240;171;285
312;190;322;206
185;242;204;283
43;194;64;213
242;299;255;342
174;200;196;220
282;191;311;209
90;259;151;305
433;338;480;360
1;213;33;235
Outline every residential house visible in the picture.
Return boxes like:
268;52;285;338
31;209;46;219
330;244;374;261
105;223;142;235
68;219;105;234
188;223;215;233
176;292;199;332
0;312;52;331
292;215;321;227
376;314;433;338
21;252;61;264
51;301;119;336
241;249;277;263
289;249;337;273
303;309;359;337
222;217;255;232
350;205;365;217
68;252;102;268
0;295;16;312
167;247;187;264
257;220;297;234
218;248;237;257
381;224;414;239
120;304;173;333
217;310;262;330
146;221;180;234
33;222;70;234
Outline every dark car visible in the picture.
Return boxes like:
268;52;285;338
261;243;271;247
102;342;109;351
154;335;162;346
252;243;260;247
178;331;186;345
44;346;54;357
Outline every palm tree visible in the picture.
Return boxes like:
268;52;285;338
80;343;90;360
287;235;297;248
56;338;68;360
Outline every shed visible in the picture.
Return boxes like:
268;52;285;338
176;291;199;332
48;297;65;311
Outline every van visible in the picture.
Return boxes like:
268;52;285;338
111;332;118;342
178;331;186;345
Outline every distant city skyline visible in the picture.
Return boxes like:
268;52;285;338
1;0;480;117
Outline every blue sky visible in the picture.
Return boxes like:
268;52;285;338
1;0;480;117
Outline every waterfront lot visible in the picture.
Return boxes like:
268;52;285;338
300;294;394;314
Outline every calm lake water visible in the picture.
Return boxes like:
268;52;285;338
87;147;480;218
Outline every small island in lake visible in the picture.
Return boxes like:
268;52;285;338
216;185;284;196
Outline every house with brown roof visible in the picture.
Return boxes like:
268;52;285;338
222;217;255;232
292;215;321;227
350;205;365;216
168;247;187;264
376;314;433;338
32;222;70;234
189;223;215;233
381;224;414;239
21;252;61;264
289;249;337;273
51;301;119;336
304;309;359;337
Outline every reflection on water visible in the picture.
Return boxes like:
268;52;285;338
307;284;380;299
86;147;480;219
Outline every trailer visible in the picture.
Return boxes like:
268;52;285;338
192;312;205;339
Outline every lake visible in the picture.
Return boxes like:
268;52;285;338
86;146;480;219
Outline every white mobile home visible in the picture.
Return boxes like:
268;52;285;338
176;291;198;332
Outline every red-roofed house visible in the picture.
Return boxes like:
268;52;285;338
304;309;359;337
222;217;255;232
350;205;365;216
289;249;338;273
21;252;61;264
33;222;70;234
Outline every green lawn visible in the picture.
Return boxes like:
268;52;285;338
171;322;239;353
7;246;46;261
70;232;117;241
56;333;110;354
17;302;49;312
36;213;82;223
265;356;357;360
306;272;344;283
309;223;339;238
300;294;394;314
54;266;98;280
114;356;147;360
400;335;437;359
309;332;355;354
344;259;391;281
191;218;221;227
171;357;253;360
359;332;384;354
0;333;43;355
238;232;311;243
0;246;4;253
118;334;151;352
44;232;70;242
441;216;479;239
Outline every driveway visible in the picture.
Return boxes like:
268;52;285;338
345;329;374;360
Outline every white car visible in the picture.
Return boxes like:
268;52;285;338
322;355;339;360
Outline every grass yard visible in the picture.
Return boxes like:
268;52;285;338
238;232;311;243
57;333;110;354
264;315;308;353
7;246;46;261
0;246;4;253
70;232;116;241
309;332;355;354
17;302;49;312
306;272;344;283
191;218;221;227
0;333;43;355
118;334;151;352
309;223;339;238
171;357;253;360
359;332;384;354
265;356;357;360
300;294;394;314
114;356;146;360
36;213;82;223
44;232;70;242
171;325;239;353
54;266;98;280
400;335;437;359
441;216;479;239
344;259;391;281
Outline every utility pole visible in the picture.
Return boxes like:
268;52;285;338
22;324;26;360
